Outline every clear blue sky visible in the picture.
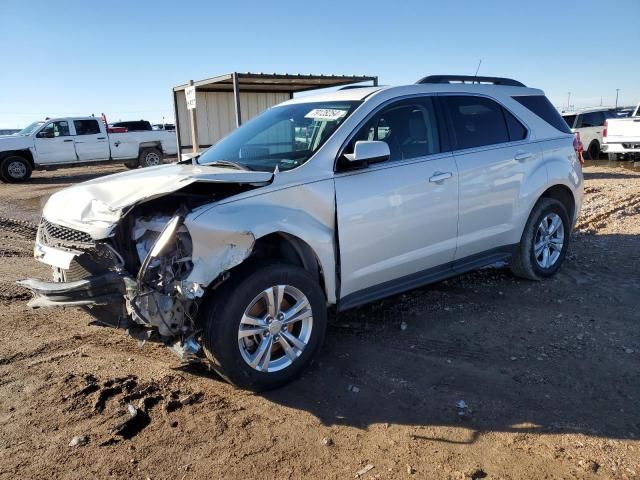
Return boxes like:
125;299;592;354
1;0;638;128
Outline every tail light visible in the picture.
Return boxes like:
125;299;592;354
603;120;608;138
573;132;584;166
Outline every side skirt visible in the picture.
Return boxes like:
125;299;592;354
337;245;517;312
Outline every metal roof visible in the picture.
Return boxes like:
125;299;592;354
173;72;378;93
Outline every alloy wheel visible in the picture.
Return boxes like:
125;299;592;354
7;161;27;179
238;285;313;373
534;213;565;269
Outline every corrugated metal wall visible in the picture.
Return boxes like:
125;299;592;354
176;90;290;150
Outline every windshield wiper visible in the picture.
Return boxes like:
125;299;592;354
204;160;251;171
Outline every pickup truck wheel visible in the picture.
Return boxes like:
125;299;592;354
201;264;327;391
1;155;32;183
139;148;162;168
510;198;570;281
584;141;600;160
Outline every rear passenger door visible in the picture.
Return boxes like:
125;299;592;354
73;119;110;161
441;95;542;260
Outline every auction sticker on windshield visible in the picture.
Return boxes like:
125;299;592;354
305;109;348;121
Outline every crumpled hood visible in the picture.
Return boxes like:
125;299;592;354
42;162;274;239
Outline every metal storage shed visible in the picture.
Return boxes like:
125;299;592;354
172;72;378;156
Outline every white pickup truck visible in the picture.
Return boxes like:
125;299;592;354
602;103;640;160
0;117;177;182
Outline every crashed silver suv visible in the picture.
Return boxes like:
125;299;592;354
21;75;583;390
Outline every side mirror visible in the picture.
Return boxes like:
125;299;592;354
37;130;54;139
344;140;390;164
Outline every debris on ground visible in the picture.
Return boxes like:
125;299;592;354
68;435;88;447
355;464;374;477
322;437;334;446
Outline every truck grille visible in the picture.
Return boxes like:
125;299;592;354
39;219;93;248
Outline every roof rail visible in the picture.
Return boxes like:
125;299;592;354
339;85;377;90
416;75;526;87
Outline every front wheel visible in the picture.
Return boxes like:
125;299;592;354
0;155;32;183
201;264;327;391
510;198;570;281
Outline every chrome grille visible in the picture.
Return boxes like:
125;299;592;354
39;219;93;248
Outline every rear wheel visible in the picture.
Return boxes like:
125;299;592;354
584;141;600;160
0;155;32;183
138;147;163;168
201;264;327;391
510;198;570;281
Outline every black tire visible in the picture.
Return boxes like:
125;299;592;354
138;147;163;168
0;155;32;183
584;141;600;160
510;198;571;281
201;263;327;391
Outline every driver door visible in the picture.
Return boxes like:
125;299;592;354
335;97;459;302
34;120;76;164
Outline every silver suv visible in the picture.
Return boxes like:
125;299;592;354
22;75;583;390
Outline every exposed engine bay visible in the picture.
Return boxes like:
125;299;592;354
19;180;265;362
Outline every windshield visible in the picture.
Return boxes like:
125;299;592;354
197;101;360;171
17;121;45;136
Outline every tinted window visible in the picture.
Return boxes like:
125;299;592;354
512;95;572;134
73;120;101;135
112;121;152;131
40;121;70;137
578;112;605;128
504;109;527;141
443;96;509;149
349;97;441;161
562;115;577;128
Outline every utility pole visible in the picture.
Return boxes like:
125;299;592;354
615;89;620;109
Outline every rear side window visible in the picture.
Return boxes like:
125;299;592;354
512;95;572;134
443;96;509;149
74;120;101;135
578;111;606;128
504;109;527;141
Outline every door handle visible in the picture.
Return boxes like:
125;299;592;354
514;152;533;162
63;139;73;142
429;171;453;183
97;136;106;140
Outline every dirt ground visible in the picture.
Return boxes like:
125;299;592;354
1;162;639;479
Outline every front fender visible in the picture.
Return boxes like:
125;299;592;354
184;179;337;303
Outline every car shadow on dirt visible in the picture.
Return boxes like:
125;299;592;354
255;239;639;443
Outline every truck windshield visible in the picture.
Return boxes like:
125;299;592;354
197;101;360;171
17;122;45;136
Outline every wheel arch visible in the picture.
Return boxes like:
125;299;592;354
0;149;34;168
246;232;327;299
539;184;576;222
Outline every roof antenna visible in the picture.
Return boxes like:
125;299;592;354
473;60;482;83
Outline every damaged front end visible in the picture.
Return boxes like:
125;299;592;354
20;210;212;362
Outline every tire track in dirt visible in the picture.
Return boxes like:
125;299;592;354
0;217;38;239
575;194;640;231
